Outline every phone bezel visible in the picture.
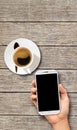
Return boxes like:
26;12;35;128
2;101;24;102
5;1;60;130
35;70;60;115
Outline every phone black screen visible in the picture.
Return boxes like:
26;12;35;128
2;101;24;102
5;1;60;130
36;74;59;111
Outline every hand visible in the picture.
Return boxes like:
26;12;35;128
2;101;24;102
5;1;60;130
31;80;70;127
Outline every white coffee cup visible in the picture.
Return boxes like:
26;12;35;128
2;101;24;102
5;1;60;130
12;46;34;74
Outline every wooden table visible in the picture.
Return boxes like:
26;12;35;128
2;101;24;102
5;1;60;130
0;0;77;129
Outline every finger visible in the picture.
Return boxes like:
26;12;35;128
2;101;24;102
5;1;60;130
59;84;66;94
32;80;36;87
32;100;37;106
31;87;37;94
31;95;37;106
59;84;67;99
31;95;37;100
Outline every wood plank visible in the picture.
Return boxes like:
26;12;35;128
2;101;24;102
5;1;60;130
0;116;76;130
0;23;30;46
0;69;34;92
29;0;77;21
0;93;76;116
1;23;77;45
0;0;77;21
0;115;52;130
0;69;77;92
1;46;77;69
41;46;77;69
0;0;29;21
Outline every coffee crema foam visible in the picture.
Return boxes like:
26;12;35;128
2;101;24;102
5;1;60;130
13;47;32;67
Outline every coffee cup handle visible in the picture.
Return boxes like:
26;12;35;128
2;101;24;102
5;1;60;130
25;68;31;74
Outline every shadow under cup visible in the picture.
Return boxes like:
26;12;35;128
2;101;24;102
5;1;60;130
13;47;33;69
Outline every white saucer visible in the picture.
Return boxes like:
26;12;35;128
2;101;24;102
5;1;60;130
4;38;41;75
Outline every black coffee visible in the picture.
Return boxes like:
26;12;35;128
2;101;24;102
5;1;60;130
17;56;31;66
13;47;32;67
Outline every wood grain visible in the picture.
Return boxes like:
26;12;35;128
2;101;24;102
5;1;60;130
0;116;76;130
1;23;77;45
0;0;77;129
1;46;77;69
0;69;77;92
0;116;52;130
0;0;29;21
0;0;77;21
29;0;77;21
0;93;76;116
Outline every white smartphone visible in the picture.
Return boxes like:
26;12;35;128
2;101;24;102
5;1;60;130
35;70;60;115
